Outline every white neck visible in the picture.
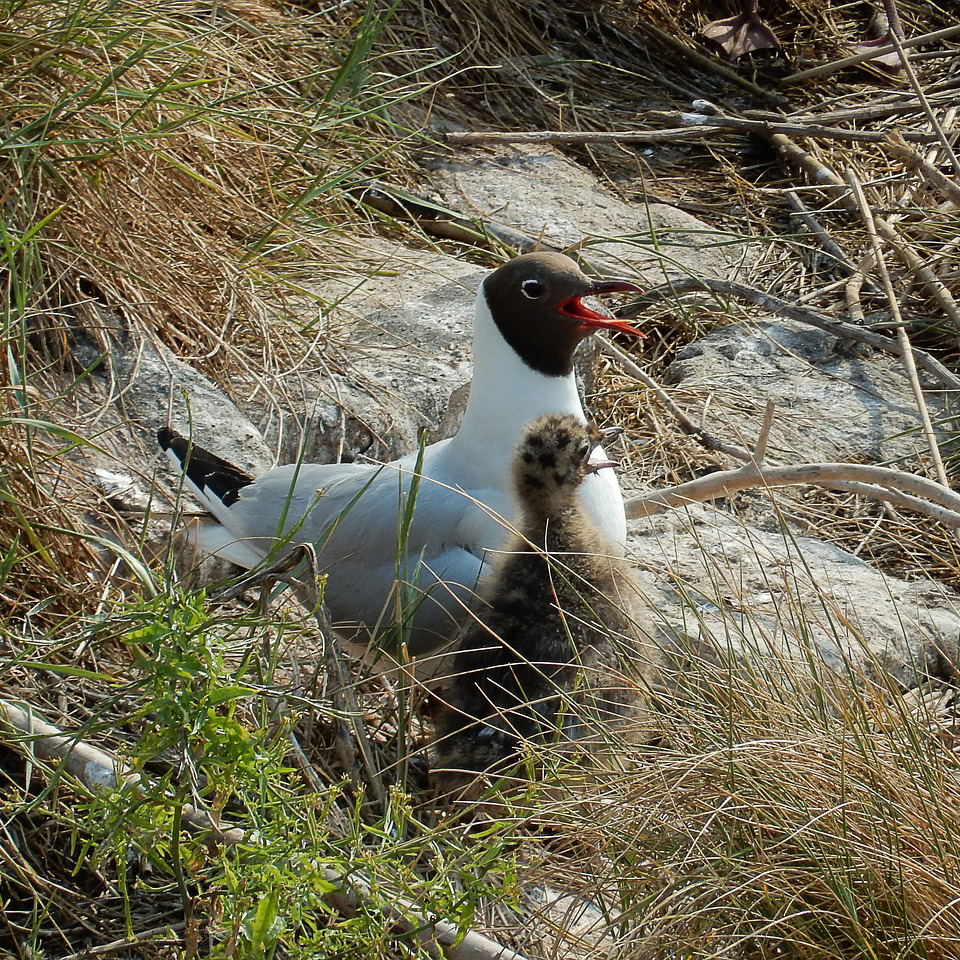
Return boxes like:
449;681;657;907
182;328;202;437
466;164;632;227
446;287;587;476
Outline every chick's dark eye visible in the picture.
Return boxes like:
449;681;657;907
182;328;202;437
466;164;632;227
577;442;590;460
521;278;544;300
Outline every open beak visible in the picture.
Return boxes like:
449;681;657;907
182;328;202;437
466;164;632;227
585;454;619;475
586;424;622;474
558;278;644;336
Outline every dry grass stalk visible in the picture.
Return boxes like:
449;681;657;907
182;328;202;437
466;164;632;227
845;169;951;488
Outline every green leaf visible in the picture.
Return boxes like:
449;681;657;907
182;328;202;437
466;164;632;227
208;685;255;706
247;891;285;949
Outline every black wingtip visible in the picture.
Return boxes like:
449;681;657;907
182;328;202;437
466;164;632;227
157;427;254;508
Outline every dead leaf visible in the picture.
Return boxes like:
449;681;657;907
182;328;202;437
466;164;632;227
849;6;904;74
701;2;782;61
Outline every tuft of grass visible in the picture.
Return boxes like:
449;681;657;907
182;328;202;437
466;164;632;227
0;0;432;378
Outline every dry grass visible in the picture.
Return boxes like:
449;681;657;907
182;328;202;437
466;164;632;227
2;0;426;376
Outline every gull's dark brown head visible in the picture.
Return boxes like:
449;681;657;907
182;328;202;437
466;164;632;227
482;252;642;377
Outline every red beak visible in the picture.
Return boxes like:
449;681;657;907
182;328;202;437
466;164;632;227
558;278;644;336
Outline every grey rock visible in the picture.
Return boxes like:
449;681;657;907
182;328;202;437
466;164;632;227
629;506;960;690
662;317;955;466
253;244;480;464
430;144;754;283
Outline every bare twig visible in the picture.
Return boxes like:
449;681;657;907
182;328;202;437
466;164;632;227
617;276;960;392
321;869;533;960
770;90;960;125
59;926;186;960
886;132;960;205
600;339;753;463
625;461;960;527
785;189;858;274
845;250;876;325
0;699;245;845
351;183;545;255
783;23;960;84
443;116;939;148
752;401;775;466
636;20;789;105
845;169;951;487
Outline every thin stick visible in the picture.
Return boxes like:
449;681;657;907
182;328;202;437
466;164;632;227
59;926;186;960
882;0;960;175
753;401;775;466
845;250;875;325
771;91;959;125
782;22;960;84
443;117;939;148
617;276;960;392
0;699;244;845
625;461;960;526
600;339;753;463
636;20;788;105
785;189;858;274
845;169;951;488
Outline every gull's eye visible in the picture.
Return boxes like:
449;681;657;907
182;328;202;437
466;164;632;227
521;278;544;300
577;441;590;461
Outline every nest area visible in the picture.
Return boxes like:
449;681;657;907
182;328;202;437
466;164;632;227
3;0;960;956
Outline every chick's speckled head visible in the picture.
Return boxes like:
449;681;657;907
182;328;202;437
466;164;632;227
512;414;599;518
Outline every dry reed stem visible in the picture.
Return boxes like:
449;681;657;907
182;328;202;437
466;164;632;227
886;132;960;205
882;0;960;174
844;168;951;487
767;132;960;329
783;21;960;83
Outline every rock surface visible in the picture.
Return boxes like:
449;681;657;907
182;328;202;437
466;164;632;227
629;506;959;690
431;144;754;284
663;317;955;465
89;144;960;693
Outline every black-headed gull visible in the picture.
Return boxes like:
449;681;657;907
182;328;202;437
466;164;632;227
159;252;642;651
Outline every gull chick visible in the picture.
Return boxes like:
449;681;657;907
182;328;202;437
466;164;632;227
432;414;658;795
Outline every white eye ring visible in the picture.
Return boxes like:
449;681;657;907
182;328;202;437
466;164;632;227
521;278;544;299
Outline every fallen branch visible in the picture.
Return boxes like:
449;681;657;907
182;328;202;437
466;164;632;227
785;189;859;276
600;339;754;463
616;276;960;392
636;20;788;106
845;250;875;325
0;699;244;844
443;115;939;147
761;90;960;126
625;460;960;527
0;698;529;960
347;183;544;255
